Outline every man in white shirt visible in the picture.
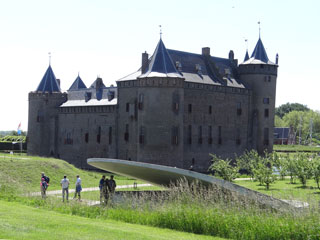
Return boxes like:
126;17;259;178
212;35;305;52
60;175;70;202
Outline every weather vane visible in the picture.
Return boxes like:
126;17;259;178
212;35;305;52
159;25;162;39
245;39;248;51
258;21;261;38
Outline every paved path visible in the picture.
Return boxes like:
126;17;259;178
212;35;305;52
29;183;153;196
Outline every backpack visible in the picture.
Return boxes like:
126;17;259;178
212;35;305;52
44;176;50;184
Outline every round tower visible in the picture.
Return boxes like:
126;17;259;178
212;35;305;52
27;65;67;157
238;38;278;154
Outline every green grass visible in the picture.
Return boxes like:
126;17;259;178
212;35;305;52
0;200;223;240
0;153;143;194
274;144;320;152
235;178;320;204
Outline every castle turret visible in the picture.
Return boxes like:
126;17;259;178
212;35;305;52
238;37;278;154
28;65;67;157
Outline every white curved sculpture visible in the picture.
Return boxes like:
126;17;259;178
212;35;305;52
87;158;299;210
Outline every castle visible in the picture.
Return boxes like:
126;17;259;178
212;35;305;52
27;36;278;172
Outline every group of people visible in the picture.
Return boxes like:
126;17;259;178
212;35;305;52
40;172;82;201
99;175;116;204
40;172;116;204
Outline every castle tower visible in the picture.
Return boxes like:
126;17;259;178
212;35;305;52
238;37;278;153
28;65;67;157
117;38;185;167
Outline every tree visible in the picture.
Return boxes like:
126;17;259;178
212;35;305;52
252;152;277;190
294;153;313;187
275;103;309;118
236;150;260;180
274;115;285;127
209;154;239;182
311;155;320;189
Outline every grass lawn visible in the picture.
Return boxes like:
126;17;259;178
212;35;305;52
0;153;143;193
273;144;320;152
235;178;320;204
0;200;225;240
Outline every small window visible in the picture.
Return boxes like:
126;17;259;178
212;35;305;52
263;98;270;104
264;109;269;118
85;133;89;143
97;126;101;143
126;103;130;112
218;126;222;145
188;104;192;113
268;76;271;82
237;102;242;116
139;126;145;144
236;128;241;145
138;94;144;110
172;126;179;145
124;124;129;142
208;105;212;115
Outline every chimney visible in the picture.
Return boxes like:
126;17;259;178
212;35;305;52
142;51;149;73
56;79;60;87
275;53;279;65
228;50;234;60
202;47;210;56
96;77;103;89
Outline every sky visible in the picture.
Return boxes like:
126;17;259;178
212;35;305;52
0;0;319;131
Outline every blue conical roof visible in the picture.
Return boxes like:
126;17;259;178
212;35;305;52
250;38;269;63
69;75;87;91
36;65;61;92
244;50;249;62
139;39;183;78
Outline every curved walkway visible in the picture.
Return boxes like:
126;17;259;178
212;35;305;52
29;183;152;197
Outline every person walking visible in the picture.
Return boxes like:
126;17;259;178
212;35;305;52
108;175;116;194
60;175;70;202
41;172;50;188
99;175;106;204
40;177;48;199
102;177;110;204
74;175;82;201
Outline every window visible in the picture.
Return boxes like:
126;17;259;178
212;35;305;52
236;128;241;145
172;126;179;145
97;126;101;143
65;133;73;145
268;76;271;82
172;93;179;113
138;93;144;110
198;126;202;144
237;102;242;116
264;128;269;146
188;125;192;144
188;104;192;113
124;124;129;142
85;133;89;143
139;126;145;144
263;98;270;104
208;126;213;144
264;109;269;118
218;126;222;145
108;127;112;145
209;105;212;114
126;103;130;112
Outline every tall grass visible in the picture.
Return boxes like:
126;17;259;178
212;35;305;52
3;180;320;240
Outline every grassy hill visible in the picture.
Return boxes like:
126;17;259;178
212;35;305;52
0;154;139;194
0;200;223;240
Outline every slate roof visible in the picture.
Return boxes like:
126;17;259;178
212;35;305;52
118;43;245;89
244;50;249;62
69;75;87;91
138;39;183;78
242;38;275;65
36;65;61;92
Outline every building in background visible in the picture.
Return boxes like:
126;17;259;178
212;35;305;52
28;36;278;172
